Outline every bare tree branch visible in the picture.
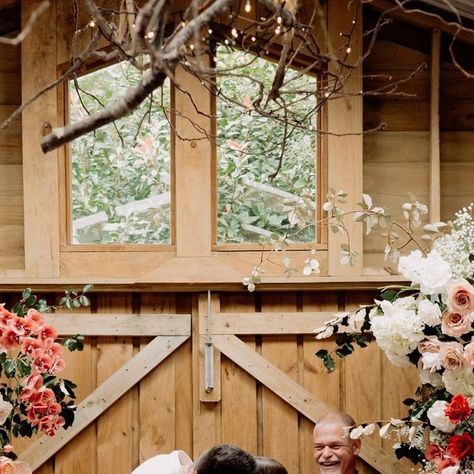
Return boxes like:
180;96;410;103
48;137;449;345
0;0;49;45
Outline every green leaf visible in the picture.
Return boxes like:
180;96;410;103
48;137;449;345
4;359;16;378
315;349;336;372
82;284;94;293
79;295;90;307
380;289;398;302
22;288;32;300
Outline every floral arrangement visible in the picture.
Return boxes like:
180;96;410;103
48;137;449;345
315;204;474;473
0;288;86;473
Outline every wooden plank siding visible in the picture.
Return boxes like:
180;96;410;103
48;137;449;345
0;290;419;474
0;42;24;270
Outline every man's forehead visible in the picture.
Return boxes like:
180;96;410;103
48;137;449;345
313;421;348;440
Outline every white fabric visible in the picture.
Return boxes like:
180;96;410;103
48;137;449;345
132;450;193;474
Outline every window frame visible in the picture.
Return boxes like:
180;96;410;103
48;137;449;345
210;43;328;251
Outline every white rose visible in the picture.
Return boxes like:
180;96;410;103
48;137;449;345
417;299;442;326
442;369;474;403
418;251;453;295
426;401;456;433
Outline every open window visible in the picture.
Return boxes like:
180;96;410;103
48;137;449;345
68;61;172;245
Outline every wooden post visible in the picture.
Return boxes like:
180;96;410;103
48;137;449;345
327;0;363;276
174;63;212;257
21;0;60;277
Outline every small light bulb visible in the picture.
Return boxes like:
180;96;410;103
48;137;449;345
245;0;251;13
224;39;229;45
275;26;281;35
231;28;238;38
146;31;155;39
189;43;194;50
208;28;213;34
89;20;95;28
346;47;351;54
251;36;256;42
277;16;282;24
181;21;186;27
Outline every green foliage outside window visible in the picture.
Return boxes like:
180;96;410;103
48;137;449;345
216;46;317;244
70;61;171;244
70;47;317;245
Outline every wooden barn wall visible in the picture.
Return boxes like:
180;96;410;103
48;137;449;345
0;42;24;270
363;22;431;269
0;290;418;474
363;17;474;269
440;52;474;220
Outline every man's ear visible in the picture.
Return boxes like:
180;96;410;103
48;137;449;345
352;439;361;456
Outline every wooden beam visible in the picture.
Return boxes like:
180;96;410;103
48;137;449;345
369;0;474;46
44;313;191;336
207;312;338;335
22;0;60;277
327;0;363;276
174;64;212;257
213;334;409;474
19;334;190;470
0;273;408;291
430;29;441;222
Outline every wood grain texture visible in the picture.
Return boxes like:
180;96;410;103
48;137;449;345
220;293;258;454
96;294;135;474
138;293;177;464
260;293;299;473
327;0;363;276
22;0;60;277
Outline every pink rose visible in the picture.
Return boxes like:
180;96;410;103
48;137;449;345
448;280;474;314
419;336;442;353
441;311;471;338
0;456;16;474
439;342;466;372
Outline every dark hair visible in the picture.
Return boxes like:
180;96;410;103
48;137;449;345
194;444;258;474
254;456;288;474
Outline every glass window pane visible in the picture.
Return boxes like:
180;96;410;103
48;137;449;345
216;46;317;244
69;62;171;244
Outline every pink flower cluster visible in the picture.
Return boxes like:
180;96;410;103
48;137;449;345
19;373;65;437
419;281;474;373
0;305;66;437
442;281;474;339
0;306;65;375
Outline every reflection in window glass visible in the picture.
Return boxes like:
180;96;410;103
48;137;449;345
70;62;171;244
216;46;317;244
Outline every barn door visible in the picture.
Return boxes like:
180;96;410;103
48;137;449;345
196;293;411;474
19;310;191;471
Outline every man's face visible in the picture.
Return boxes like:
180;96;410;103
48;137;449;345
313;422;360;474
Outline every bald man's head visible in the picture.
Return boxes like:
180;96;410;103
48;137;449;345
313;412;360;474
